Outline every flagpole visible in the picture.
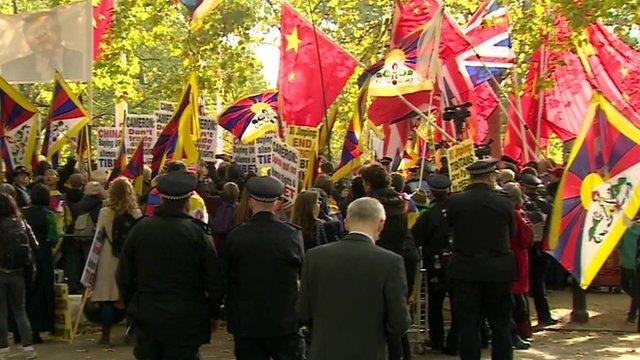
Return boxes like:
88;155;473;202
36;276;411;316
535;45;547;159
418;84;438;191
304;0;331;162
511;69;531;163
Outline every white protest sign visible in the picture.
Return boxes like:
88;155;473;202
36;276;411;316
196;116;217;162
96;127;121;170
233;137;258;175
125;114;156;162
271;139;300;209
255;132;275;175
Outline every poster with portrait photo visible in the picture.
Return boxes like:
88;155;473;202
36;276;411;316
0;1;92;84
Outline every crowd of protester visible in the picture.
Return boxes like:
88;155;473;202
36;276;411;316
0;150;637;360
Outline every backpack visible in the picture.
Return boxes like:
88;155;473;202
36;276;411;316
0;218;33;270
211;201;236;234
74;213;96;239
110;213;137;258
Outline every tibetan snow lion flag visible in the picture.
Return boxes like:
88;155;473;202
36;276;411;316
0;76;40;173
549;93;640;289
331;80;368;182
217;91;279;144
41;71;90;160
151;73;200;177
121;138;145;194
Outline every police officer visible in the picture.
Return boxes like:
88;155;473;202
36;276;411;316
226;176;306;359
411;174;459;355
446;158;516;360
116;171;224;359
520;173;558;327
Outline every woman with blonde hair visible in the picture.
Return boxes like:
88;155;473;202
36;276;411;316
291;190;338;251
89;177;141;346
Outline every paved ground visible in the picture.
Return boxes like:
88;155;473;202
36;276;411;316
5;289;640;359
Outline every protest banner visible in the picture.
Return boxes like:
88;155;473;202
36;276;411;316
154;101;175;134
255;132;275;175
54;283;72;340
196;116;217;162
125;113;156;162
271;139;300;209
96;127;122;170
233;137;258;174
446;139;476;192
286;125;319;183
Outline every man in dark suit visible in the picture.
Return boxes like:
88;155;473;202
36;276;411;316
1;11;85;82
446;158;516;360
226;176;306;359
297;197;411;360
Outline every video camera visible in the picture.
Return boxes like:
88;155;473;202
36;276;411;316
442;102;472;140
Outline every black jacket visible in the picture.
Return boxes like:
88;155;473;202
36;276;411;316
225;211;304;338
116;204;223;346
411;199;451;270
297;233;410;360
78;195;103;224
369;187;413;256
446;183;516;282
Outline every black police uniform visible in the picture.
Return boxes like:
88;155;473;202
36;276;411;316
225;176;306;360
520;174;556;325
446;159;516;360
411;174;459;354
116;171;224;360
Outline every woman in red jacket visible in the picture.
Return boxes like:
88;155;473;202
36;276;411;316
504;183;534;348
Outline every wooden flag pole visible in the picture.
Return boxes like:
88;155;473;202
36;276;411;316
70;287;92;344
304;0;332;162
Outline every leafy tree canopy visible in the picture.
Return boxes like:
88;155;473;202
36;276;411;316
1;0;638;161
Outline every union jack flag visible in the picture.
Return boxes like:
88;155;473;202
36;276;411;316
458;0;514;88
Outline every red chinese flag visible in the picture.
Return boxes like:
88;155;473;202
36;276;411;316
278;3;358;127
93;0;115;60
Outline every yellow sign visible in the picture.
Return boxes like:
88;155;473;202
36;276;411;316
446;140;476;192
286;125;319;186
54;283;72;341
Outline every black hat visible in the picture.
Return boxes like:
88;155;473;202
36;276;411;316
519;173;543;188
466;158;498;176
12;166;30;177
380;157;393;164
157;171;196;200
427;174;451;191
500;155;519;166
246;176;284;202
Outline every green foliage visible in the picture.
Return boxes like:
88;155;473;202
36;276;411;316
2;0;638;165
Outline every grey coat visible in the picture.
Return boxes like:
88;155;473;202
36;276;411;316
297;232;411;360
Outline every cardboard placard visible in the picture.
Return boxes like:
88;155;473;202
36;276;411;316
54;283;71;340
95;127;122;170
286;125;319;183
125;113;156;162
446;139;476;192
196;116;217;162
271;139;300;209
